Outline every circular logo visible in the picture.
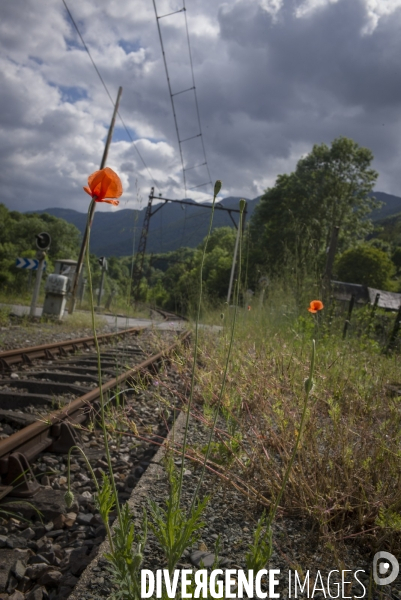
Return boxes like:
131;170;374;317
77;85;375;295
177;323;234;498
373;551;399;586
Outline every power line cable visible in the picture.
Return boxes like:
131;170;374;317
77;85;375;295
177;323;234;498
182;0;212;187
152;0;187;193
61;0;161;193
152;0;212;196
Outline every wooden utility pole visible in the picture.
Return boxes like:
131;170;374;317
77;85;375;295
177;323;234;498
30;232;51;317
227;225;241;305
68;86;123;314
227;204;247;305
322;225;340;302
30;255;45;317
324;226;340;280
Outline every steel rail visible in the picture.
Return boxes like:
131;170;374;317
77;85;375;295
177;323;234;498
0;326;145;369
0;330;190;498
151;307;188;322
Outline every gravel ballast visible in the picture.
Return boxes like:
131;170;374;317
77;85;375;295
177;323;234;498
0;318;399;600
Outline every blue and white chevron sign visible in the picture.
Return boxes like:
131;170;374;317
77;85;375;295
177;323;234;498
15;258;47;270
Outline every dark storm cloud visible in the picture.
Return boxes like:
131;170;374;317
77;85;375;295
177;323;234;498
1;0;401;214
197;0;401;191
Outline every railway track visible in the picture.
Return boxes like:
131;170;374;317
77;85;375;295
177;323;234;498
0;327;144;372
150;307;188;322
0;323;190;599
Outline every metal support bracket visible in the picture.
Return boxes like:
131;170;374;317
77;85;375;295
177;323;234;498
3;452;40;498
0;358;10;374
21;353;32;365
49;422;81;453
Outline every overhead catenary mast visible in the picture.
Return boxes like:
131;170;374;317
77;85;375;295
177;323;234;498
131;192;247;304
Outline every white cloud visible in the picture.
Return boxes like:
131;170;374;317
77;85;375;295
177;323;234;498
259;0;284;19
362;0;401;33
1;0;401;221
295;0;340;19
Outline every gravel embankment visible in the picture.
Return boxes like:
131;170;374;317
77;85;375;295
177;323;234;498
0;318;398;600
70;407;399;600
0;316;116;352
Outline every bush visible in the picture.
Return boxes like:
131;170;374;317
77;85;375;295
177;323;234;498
392;246;401;274
334;244;395;289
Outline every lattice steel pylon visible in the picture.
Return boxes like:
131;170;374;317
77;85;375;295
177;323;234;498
131;187;154;304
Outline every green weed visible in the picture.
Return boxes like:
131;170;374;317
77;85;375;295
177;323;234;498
148;456;207;575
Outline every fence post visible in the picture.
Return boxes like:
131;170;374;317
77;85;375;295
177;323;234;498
368;292;380;331
386;304;401;352
342;294;355;340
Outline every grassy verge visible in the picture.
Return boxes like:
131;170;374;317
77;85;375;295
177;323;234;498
189;289;401;560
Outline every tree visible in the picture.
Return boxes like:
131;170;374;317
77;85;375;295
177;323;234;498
334;244;395;289
0;204;81;292
392;247;401;275
249;137;379;284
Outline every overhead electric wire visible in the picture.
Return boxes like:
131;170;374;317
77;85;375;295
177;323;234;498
61;0;160;193
152;0;187;193
182;0;212;188
152;0;212;196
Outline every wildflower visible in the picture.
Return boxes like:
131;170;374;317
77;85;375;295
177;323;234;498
132;550;143;569
308;300;324;313
64;489;75;508
214;180;222;196
304;377;315;394
247;305;251;311
83;167;123;205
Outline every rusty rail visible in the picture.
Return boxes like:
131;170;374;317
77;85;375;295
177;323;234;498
151;307;188;321
0;330;190;499
0;326;145;370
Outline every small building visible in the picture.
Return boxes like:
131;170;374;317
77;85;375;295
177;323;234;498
331;280;401;311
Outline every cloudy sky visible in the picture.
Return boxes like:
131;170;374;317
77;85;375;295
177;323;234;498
1;0;401;214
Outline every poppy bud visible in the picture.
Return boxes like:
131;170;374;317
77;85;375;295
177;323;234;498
304;377;314;394
64;490;75;508
214;180;222;196
239;198;247;212
132;552;143;569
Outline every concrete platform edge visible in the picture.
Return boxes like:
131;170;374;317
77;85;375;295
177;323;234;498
67;410;188;599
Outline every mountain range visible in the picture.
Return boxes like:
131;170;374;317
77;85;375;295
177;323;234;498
29;191;401;257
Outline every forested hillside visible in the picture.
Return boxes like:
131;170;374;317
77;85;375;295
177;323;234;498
0;205;80;292
30;196;260;257
3;137;401;312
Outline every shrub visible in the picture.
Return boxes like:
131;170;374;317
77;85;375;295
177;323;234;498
334;244;395;289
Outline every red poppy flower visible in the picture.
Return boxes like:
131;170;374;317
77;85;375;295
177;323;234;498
83;167;123;205
308;300;324;313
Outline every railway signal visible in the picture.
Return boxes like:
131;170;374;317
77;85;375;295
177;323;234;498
35;232;51;251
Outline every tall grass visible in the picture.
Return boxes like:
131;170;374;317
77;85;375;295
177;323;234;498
64;177;401;598
192;283;401;559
